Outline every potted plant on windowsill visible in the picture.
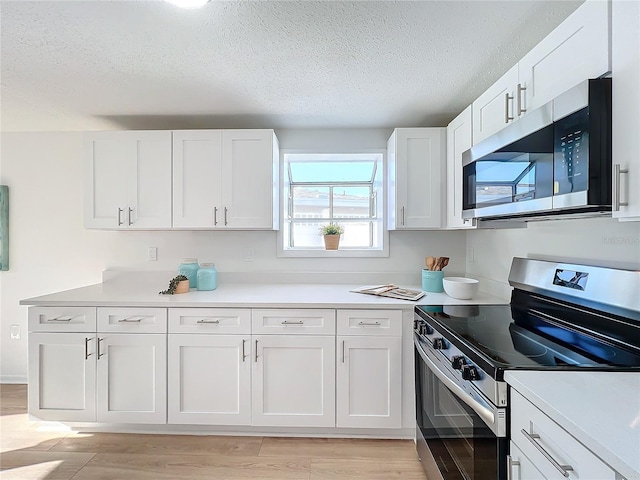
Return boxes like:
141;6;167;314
319;223;344;250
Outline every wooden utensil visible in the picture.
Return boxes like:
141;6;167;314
442;257;449;269
425;256;435;271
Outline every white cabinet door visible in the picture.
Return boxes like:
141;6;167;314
446;105;475;229
252;335;335;427
612;0;640;220
509;442;548;480
96;334;167;424
387;128;446;229
84;131;172;229
222;129;279;229
519;0;610;115
172;130;223;228
168;334;251;425
28;333;96;422
472;65;519;145
336;336;401;428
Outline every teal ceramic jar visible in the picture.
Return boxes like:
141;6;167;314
422;269;444;293
197;263;217;291
178;258;199;288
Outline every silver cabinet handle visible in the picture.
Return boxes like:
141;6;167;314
517;83;527;116
254;339;259;362
224;207;228;226
342;340;345;364
117;208;124;226
47;316;72;322
128;207;133;226
521;428;573;477
84;337;93;360
614;164;629;211
242;339;247;362
118;316;144;323
214;207;218;226
505;93;514;123
507;455;520;480
358;321;381;326
97;337;104;359
281;320;304;325
197;319;220;324
401;206;405;226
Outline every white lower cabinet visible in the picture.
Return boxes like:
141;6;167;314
28;332;97;422
336;336;401;428
96;334;167;424
251;334;336;427
168;334;251;425
510;388;616;480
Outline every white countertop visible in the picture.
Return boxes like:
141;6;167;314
505;370;640;480
19;281;506;309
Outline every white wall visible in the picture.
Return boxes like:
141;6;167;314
467;217;640;299
0;129;467;382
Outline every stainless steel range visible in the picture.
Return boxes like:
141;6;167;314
413;257;640;480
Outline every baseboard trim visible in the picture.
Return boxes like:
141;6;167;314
0;375;28;384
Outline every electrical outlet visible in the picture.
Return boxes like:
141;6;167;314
148;247;158;261
243;248;255;262
10;325;20;340
466;246;475;263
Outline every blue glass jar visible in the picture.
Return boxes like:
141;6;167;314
178;258;199;288
197;263;217;291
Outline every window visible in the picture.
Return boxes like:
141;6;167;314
279;152;387;257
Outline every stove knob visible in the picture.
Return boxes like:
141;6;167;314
422;324;433;335
451;355;467;370
432;338;447;350
461;365;480;381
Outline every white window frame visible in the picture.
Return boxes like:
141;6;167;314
277;149;389;258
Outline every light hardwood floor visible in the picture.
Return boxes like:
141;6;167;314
0;385;428;479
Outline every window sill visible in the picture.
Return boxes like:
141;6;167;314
277;247;389;258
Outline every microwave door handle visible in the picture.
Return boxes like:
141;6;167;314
414;337;497;430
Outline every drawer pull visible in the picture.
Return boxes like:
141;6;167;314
281;320;304;325
47;316;73;322
242;339;247;362
197;319;221;324
255;340;259;362
358;321;381;326
118;316;144;323
521;428;573;477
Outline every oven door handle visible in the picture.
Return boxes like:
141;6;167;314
415;337;497;430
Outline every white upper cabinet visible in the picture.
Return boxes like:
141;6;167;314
473;0;610;146
84;131;172;229
172;130;223;228
387;127;446;230
446;105;475;229
612;0;640;220
472;65;519;145
173;129;279;229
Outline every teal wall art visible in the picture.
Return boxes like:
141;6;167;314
0;186;8;271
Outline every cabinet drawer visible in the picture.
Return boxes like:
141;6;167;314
511;389;615;480
252;309;335;335
169;308;251;334
337;310;402;336
29;306;96;332
97;308;167;333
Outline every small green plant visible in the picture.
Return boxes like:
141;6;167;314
319;223;344;235
159;275;189;295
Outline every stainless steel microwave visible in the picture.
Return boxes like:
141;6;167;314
462;78;611;222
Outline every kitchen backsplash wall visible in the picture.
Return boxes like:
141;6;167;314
467;218;640;299
0;129;465;381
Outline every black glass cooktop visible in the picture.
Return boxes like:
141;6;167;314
415;300;640;377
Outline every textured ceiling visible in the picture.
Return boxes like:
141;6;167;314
0;0;583;132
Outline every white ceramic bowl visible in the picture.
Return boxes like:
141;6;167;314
443;277;480;300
